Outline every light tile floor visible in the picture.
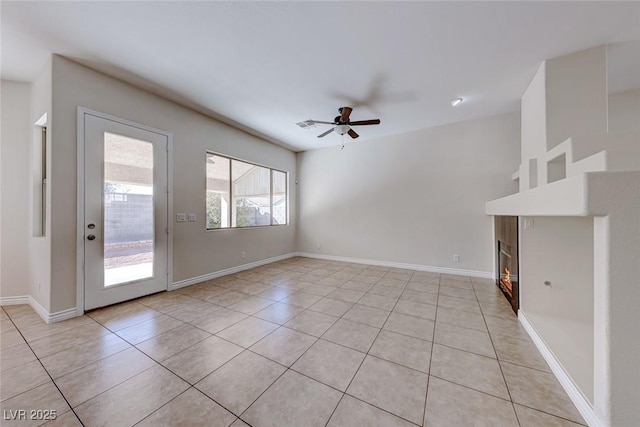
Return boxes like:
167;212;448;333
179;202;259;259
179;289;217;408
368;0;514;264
0;257;585;426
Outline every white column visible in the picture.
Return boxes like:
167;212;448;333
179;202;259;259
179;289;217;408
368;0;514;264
591;173;640;426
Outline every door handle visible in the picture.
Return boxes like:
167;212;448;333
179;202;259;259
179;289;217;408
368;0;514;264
87;234;96;241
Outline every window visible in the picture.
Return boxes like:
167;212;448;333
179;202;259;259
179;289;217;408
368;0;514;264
206;155;230;229
206;153;287;229
33;113;47;237
40;125;47;235
272;170;287;225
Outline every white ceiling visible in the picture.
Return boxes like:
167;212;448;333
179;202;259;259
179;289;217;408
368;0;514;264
2;1;639;152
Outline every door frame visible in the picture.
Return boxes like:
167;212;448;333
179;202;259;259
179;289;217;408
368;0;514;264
76;107;174;315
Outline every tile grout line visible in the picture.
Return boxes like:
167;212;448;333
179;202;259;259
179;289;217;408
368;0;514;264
3;259;576;426
322;270;417;427
125;294;287;364
42;345;134;385
219;262;377;424
422;274;442;426
85;265;333;421
67;363;160;421
230;266;410;426
473;278;521;426
3;310;86;427
280;269;389;426
318;263;434;424
11;316;109;359
320;272;388;427
200;268;532;423
87;287;300;424
160;347;257;424
303;267;436;424
426;373;518;404
235;291;353;424
130;387;195;427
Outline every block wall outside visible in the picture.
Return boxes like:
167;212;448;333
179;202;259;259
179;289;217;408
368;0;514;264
104;193;153;244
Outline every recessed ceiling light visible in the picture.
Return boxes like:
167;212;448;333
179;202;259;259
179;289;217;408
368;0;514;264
450;98;463;107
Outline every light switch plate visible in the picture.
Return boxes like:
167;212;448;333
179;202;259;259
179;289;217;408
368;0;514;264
523;218;534;229
188;214;196;222
176;213;186;222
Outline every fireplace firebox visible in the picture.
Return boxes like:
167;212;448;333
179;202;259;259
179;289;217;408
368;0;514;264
495;216;519;314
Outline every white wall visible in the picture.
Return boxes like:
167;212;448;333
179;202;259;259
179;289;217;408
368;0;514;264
520;216;594;405
520;62;546;191
29;61;53;311
608;89;640;133
49;56;296;313
545;46;608;151
0;81;31;298
297;112;520;274
518;46;610;192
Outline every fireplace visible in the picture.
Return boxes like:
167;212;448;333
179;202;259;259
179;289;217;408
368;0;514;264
495;216;519;313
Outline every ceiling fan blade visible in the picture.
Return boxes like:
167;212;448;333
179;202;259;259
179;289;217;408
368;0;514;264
347;129;359;139
340;107;353;122
349;119;381;126
317;128;335;138
309;120;337;125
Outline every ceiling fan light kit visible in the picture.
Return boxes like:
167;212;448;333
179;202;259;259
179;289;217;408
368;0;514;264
304;106;381;140
335;124;350;135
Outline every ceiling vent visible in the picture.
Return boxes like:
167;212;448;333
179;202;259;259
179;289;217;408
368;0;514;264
295;120;319;129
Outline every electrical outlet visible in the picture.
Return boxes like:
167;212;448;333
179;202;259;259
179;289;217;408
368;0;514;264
523;218;534;229
316;243;321;250
188;213;196;222
176;213;186;222
453;254;460;262
241;251;246;259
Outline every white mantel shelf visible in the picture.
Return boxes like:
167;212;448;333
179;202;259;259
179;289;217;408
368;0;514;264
485;171;640;217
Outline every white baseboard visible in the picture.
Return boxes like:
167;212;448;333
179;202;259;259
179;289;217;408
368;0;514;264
171;252;297;290
519;311;603;427
48;308;80;323
295;252;493;279
28;296;51;323
0;295;31;306
0;296;79;324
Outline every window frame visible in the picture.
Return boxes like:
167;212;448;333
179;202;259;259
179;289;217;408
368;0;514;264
205;151;288;230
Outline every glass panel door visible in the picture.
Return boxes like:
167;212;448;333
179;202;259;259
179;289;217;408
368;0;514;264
83;112;168;310
103;132;155;286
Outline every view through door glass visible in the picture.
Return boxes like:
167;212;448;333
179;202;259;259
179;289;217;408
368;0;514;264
103;132;154;286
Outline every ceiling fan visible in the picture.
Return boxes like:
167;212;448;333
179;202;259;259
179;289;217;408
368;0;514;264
308;107;381;139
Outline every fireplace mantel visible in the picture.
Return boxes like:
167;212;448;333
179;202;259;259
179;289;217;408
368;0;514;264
486;169;640;427
486;171;640;217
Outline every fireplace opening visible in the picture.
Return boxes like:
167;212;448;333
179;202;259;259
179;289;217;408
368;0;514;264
498;242;515;296
495;216;519;314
